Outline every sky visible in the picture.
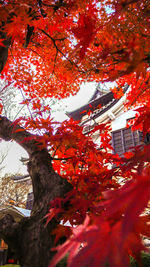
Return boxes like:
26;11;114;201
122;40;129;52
0;82;97;176
52;82;97;121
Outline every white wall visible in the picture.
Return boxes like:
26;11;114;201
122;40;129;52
111;110;137;131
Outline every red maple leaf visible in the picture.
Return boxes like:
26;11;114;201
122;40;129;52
0;38;5;47
71;14;96;59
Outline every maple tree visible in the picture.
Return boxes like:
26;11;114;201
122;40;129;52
0;0;150;267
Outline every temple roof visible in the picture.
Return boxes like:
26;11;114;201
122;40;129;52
89;82;111;101
66;84;128;122
66;91;115;121
0;205;31;222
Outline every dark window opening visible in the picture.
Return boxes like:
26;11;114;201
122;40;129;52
112;127;143;156
144;132;150;144
26;192;33;210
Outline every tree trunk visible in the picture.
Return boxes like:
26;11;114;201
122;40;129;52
0;31;11;73
0;116;72;267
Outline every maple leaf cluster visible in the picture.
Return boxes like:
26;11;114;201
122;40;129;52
0;0;150;266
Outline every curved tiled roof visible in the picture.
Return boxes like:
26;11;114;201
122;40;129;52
66;85;128;122
0;205;31;222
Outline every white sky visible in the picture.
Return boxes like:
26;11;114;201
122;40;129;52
0;141;28;176
0;82;97;176
52;82;96;121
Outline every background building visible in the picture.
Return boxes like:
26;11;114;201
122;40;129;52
67;83;145;156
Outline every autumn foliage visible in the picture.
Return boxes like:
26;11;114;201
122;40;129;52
0;0;150;266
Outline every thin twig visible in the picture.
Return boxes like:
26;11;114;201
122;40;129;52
51;157;73;161
40;29;74;65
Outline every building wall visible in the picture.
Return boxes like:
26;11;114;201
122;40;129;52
111;110;136;131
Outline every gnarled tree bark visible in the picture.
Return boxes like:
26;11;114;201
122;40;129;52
0;31;11;73
0;116;72;267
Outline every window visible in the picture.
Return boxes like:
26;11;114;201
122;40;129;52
112;128;143;156
26;192;33;210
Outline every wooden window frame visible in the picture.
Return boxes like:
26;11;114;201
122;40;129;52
111;127;142;156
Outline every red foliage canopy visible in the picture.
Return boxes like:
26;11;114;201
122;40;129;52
0;0;150;266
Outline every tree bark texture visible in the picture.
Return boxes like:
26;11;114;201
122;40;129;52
0;116;72;267
0;31;11;73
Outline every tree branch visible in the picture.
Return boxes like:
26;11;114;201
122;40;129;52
0;116;39;154
0;31;11;72
0;116;72;215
